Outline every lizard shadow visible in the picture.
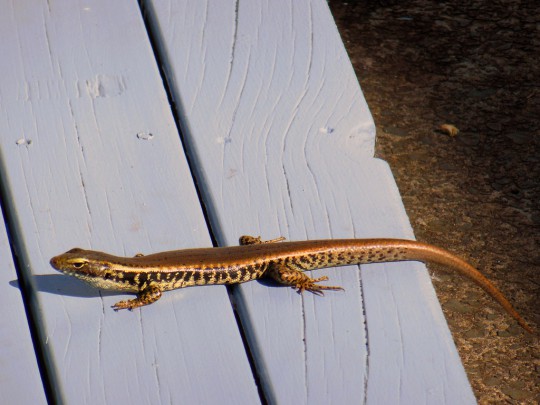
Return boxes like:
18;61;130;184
10;274;124;298
254;277;283;289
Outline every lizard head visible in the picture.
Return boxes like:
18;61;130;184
51;248;101;274
50;248;116;281
50;248;139;292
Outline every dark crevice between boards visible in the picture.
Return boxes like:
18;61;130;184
137;2;270;404
358;265;370;405
227;285;271;405
136;0;219;248
0;158;63;405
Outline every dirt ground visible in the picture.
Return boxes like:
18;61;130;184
328;1;539;403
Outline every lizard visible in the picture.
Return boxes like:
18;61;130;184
49;235;533;333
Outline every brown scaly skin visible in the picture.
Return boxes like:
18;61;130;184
49;235;534;333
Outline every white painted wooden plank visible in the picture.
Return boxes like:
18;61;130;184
0;212;46;403
145;0;476;403
0;1;259;403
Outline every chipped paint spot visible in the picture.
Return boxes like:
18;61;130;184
319;126;335;134
136;132;154;140
216;136;232;144
16;138;32;146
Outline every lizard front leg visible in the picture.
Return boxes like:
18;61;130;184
112;285;162;311
266;263;344;295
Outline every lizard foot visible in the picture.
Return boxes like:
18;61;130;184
267;263;344;295
112;286;162;311
294;276;345;296
239;235;286;245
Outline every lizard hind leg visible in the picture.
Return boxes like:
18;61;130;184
267;263;344;296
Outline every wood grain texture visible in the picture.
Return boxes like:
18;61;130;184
0;1;258;403
144;0;476;403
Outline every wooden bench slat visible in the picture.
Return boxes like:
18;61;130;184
144;0;476;403
0;211;46;403
0;1;259;403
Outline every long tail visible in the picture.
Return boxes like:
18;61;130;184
384;239;534;334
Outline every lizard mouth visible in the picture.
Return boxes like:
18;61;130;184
49;256;61;270
49;256;78;275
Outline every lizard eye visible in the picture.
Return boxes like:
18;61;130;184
71;260;87;269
